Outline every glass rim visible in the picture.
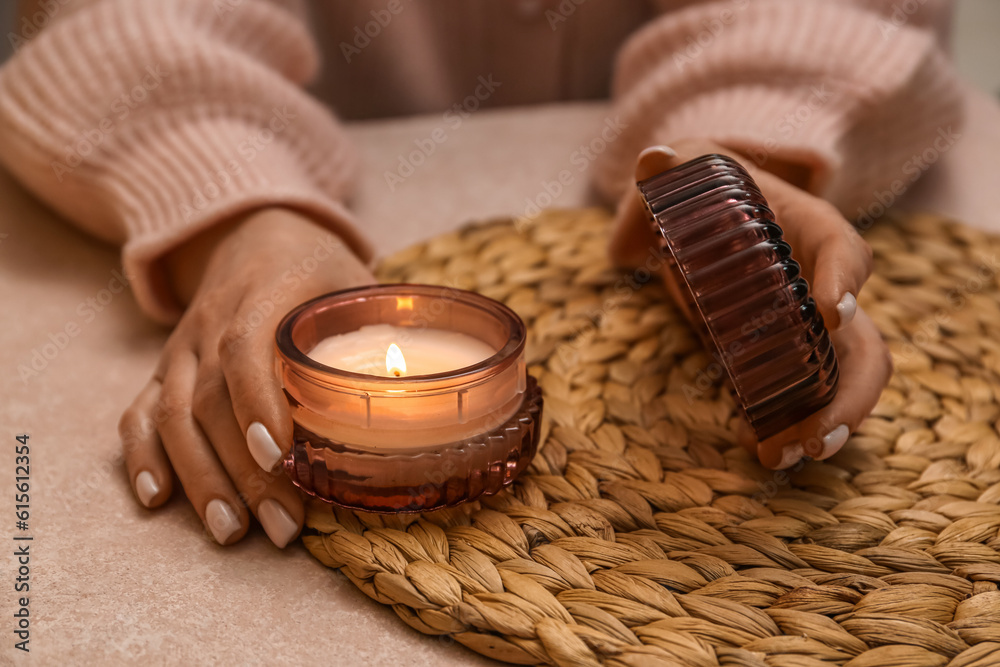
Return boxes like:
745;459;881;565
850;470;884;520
275;283;526;387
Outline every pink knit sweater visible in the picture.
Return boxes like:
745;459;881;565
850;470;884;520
0;0;962;323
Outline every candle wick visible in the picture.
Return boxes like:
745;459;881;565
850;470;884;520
393;369;401;377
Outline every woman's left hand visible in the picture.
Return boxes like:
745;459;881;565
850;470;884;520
119;207;378;547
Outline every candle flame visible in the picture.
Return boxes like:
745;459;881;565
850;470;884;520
386;343;406;377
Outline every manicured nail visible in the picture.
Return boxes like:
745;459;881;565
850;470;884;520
135;470;159;507
247;422;282;471
206;499;241;544
258;499;299;549
819;424;850;459
836;293;857;329
774;443;804;470
638;145;677;161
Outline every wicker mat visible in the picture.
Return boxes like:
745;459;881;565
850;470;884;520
302;208;1000;667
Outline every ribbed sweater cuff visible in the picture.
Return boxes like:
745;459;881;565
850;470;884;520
113;116;373;324
0;109;373;325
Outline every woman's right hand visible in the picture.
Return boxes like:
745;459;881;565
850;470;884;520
119;208;377;547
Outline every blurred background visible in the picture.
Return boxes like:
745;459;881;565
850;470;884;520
1;1;998;100
949;0;1000;97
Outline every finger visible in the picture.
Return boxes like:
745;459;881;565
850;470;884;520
609;145;679;267
157;349;249;545
809;219;871;331
757;307;891;468
218;309;293;474
800;307;892;459
120;378;173;508
192;357;304;548
758;175;872;331
753;421;802;471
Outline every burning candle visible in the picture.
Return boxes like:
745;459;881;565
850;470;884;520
307;323;495;377
275;285;543;513
386;343;405;377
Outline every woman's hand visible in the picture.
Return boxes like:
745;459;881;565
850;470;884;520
611;139;892;470
118;208;377;546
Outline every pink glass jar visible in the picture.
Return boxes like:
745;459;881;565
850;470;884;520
638;154;838;441
275;285;543;513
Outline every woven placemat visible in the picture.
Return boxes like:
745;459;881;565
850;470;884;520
302;208;1000;666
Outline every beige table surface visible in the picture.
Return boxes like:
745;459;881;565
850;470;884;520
1;89;998;665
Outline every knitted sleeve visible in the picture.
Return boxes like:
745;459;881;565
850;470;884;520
595;0;964;221
0;0;372;323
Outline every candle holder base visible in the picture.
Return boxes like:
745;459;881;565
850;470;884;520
283;376;543;513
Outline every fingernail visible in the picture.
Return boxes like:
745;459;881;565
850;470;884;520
258;499;299;549
135;470;159;507
247;422;282;471
206;499;241;544
837;292;857;329
819;424;850;459
638;145;677;161
774;443;804;470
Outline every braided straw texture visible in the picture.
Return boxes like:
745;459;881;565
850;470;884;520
303;208;1000;666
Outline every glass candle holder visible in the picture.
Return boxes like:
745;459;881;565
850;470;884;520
275;284;543;513
638;154;838;441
